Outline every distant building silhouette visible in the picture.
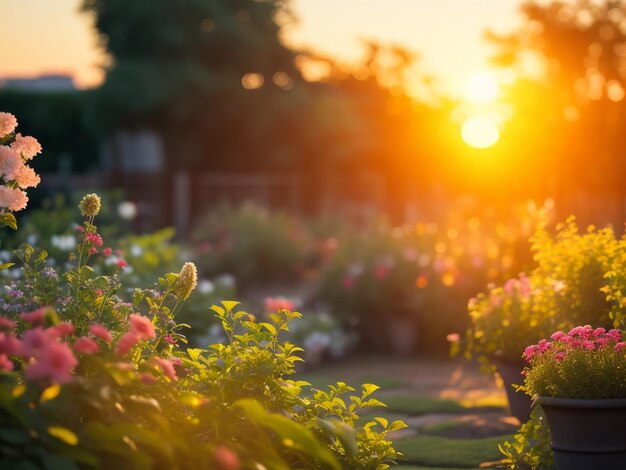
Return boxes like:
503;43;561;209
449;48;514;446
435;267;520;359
0;74;76;92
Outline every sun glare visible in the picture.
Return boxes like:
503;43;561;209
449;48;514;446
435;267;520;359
464;73;499;104
461;117;500;149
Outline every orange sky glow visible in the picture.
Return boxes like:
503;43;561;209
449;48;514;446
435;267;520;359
1;0;525;95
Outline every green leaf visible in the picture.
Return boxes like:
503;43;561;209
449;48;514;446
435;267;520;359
47;426;78;446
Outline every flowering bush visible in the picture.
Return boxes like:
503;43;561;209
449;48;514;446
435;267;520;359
522;325;626;399
192;204;312;286
458;218;619;368
0;112;42;229
0;121;405;468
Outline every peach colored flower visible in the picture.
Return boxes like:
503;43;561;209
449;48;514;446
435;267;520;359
0;113;17;137
10;133;41;160
13;165;40;189
0;146;22;180
89;324;112;343
264;296;295;313
129;314;156;340
0;186;28;211
25;341;77;384
74;337;100;354
115;332;140;356
152;357;177;382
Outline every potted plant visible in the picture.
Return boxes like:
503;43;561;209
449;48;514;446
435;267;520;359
522;325;626;469
457;218;620;423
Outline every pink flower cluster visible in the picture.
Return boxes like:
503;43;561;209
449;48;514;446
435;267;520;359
264;297;296;313
0;112;42;212
523;325;624;363
115;314;156;356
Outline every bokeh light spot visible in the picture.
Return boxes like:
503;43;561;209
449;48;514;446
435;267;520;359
461;117;500;149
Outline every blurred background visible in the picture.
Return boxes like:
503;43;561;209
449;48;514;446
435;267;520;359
1;0;625;357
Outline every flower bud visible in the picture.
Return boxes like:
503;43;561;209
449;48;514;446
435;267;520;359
78;193;101;217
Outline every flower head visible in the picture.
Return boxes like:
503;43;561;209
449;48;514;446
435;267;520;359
176;262;197;300
129;313;156;340
10;133;41;160
78;193;101;218
89;324;112;343
152;357;178;382
0;146;22;180
0;113;17;137
25;341;77;384
0;186;28;211
115;332;140;356
74;337;100;355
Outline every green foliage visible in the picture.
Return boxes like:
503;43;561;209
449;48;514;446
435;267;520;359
499;408;554;470
192;204;311;286
0;195;405;468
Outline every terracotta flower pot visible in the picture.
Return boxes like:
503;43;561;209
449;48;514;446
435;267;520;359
540;396;626;470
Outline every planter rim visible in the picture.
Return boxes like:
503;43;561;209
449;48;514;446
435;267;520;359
540;396;626;408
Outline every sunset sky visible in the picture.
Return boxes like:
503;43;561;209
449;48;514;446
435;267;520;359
1;0;524;95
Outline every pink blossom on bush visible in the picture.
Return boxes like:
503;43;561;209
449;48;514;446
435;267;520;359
50;322;75;338
13;165;40;189
0;332;21;356
21;327;54;357
615;342;626;352
0;353;14;371
20;307;47;325
140;372;157;384
115;332;140;356
103;247;112;257
0;185;28;211
608;329;622;342
89;323;112;342
264;297;295;313
116;259;128;269
550;331;565;341
0;112;17;137
10;133;42;160
25;341;77;384
89;247;98;255
85;232;103;246
0;146;22;180
73;337;99;354
0;317;16;330
129;314;156;340
214;446;241;470
152;357;177;382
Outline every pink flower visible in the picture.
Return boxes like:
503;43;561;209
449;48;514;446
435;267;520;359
140;373;157;384
0;332;21;356
115;332;140;356
116;259;128;269
10;133;41;160
88;247;98;255
342;275;355;290
583;340;595;351
25;341;77;384
21;327;55;358
129;314;156;340
264;297;295;313
103;247;112;257
85;232;103;246
0;317;16;330
551;331;565;341
593;327;606;337
0;146;22;180
523;345;537;361
615;342;626;352
0;112;17;137
152;357;177;382
50;322;75;338
73;337;99;355
89;324;112;343
0;185;28;211
373;265;390;279
553;352;567;362
608;329;622;342
0;353;14;371
214;446;241;470
20;307;47;325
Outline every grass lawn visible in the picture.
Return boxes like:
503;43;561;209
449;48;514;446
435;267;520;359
383;395;465;415
395;434;512;468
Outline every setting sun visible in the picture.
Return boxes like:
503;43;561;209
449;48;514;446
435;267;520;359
461;116;500;149
464;73;499;104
